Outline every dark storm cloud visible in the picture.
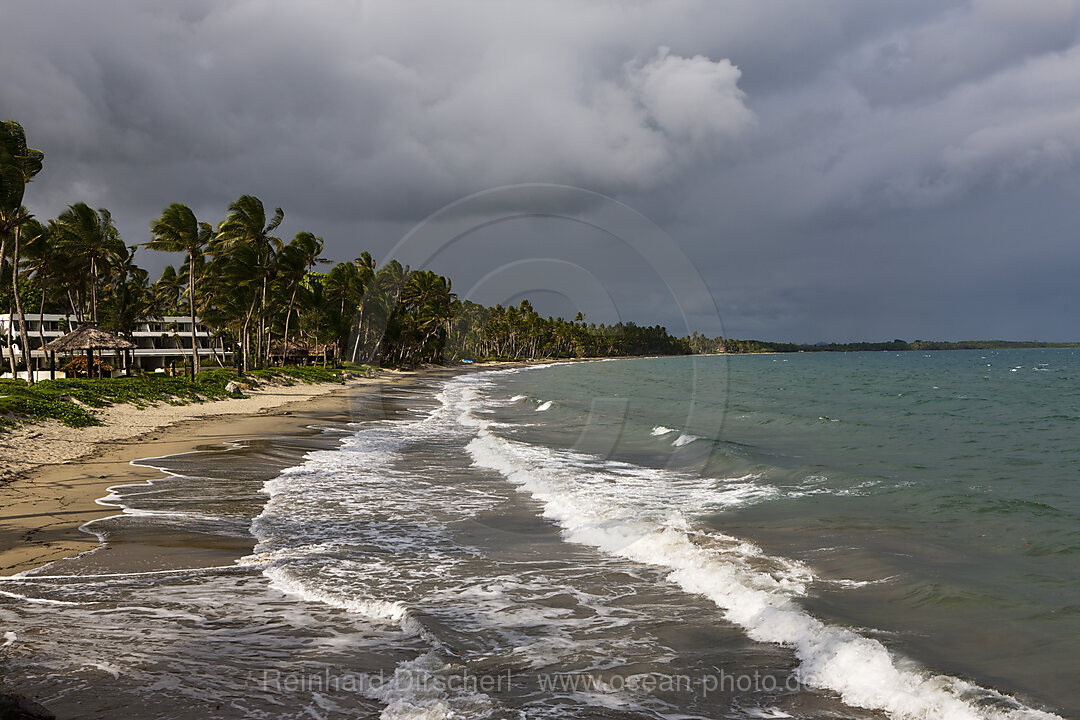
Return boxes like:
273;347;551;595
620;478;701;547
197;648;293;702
2;0;1079;341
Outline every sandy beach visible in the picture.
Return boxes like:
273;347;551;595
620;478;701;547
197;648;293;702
0;374;399;576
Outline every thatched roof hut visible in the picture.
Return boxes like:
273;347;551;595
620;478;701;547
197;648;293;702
44;324;135;352
268;341;309;359
44;324;135;378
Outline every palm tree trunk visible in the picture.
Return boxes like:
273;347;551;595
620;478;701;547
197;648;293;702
90;257;98;324
240;319;250;374
241;292;258;374
188;251;199;375
37;289;47;369
11;225;34;384
282;285;298;367
258;274;269;369
0;236;13;378
65;289;80;322
351;305;364;363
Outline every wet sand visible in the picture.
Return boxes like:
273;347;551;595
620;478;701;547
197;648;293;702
0;377;399;576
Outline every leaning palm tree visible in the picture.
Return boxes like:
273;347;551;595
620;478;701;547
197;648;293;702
53;202;124;324
276;231;325;365
22;219;59;364
202;239;262;373
147;203;213;373
216;195;283;368
152;265;184;315
0;120;44;381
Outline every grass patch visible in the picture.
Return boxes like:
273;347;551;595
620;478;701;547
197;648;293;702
0;366;347;430
249;366;346;384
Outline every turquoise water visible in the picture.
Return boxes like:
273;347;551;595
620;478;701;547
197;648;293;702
487;350;1080;715
3;353;1076;719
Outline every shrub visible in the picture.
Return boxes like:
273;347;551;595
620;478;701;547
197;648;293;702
0;366;343;431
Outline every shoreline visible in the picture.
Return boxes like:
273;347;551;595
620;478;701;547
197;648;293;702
0;358;579;577
0;371;418;576
0;361;539;577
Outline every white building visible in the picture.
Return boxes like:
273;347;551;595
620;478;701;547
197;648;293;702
0;314;231;373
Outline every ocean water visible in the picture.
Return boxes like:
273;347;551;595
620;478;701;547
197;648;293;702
1;352;1077;719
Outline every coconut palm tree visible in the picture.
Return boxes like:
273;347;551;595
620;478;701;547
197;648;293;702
21;219;59;366
216;195;283;368
147;203;213;373
53;203;124;324
152;265;184;315
0;120;44;380
100;245;155;353
202;239;262;372
349;254;376;363
276;231;325;364
397;270;455;365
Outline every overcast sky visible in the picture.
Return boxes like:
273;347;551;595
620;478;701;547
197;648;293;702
3;0;1079;341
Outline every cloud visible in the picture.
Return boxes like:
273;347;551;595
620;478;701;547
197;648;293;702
2;0;1079;341
628;47;753;143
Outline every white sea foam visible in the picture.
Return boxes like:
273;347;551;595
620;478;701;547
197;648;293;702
241;373;519;719
509;394;527;402
825;576;898;589
650;425;677;436
742;709;793;719
1;631;16;649
457;376;1062;720
365;651;494;720
0;588;81;606
535;400;553;412
671;433;701;447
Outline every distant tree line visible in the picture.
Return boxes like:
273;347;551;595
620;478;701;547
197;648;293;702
689;337;1080;354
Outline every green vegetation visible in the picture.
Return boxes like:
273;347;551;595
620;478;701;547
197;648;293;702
0;367;348;430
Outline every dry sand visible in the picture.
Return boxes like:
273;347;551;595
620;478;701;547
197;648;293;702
0;375;395;576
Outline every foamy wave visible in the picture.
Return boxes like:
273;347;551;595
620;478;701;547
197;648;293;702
365;651;494;720
263;565;424;633
825;576;898;589
464;427;1061;720
672;433;701;447
650;425;677;436
509;395;527;402
535;401;553;412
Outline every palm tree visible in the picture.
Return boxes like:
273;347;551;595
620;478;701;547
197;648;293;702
100;245;155;357
0;120;44;381
323;261;360;363
349;254;376;363
18;218;53;378
53;203;124;324
216;195;283;368
276;231;325;364
202;239;262;373
147;203;213;373
152;265;184;314
398;270;455;364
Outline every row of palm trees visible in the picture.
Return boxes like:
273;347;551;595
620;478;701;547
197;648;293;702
2;119;693;385
447;299;690;361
